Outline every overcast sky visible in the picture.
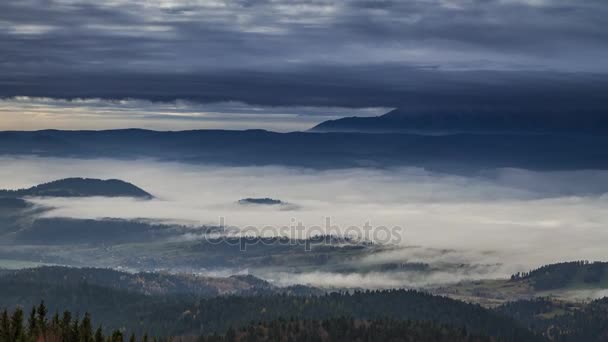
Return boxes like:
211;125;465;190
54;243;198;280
1;0;607;130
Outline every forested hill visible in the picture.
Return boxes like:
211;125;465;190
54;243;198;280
0;267;538;340
197;318;498;342
0;304;503;342
0;266;303;297
180;290;539;341
0;178;152;199
498;297;608;342
510;261;608;290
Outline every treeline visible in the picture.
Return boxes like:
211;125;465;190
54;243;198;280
543;297;608;342
197;317;496;342
0;301;147;342
0;277;539;340
497;297;608;342
510;261;608;290
0;303;508;342
170;290;539;341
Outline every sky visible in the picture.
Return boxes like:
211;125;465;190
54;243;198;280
1;0;607;130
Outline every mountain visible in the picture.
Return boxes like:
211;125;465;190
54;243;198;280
0;267;538;340
0;197;30;209
199;318;498;342
510;261;608;291
1;129;608;171
0;178;152;199
311;108;608;134
498;297;608;342
0;266;283;297
432;261;608;306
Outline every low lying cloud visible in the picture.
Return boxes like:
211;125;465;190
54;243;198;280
1;156;608;287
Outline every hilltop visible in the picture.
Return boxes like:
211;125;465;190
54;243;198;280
0;178;152;199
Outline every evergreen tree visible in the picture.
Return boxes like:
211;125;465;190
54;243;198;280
51;312;60;332
61;310;72;340
111;330;123;342
71;316;81;342
0;309;10;342
225;327;236;342
81;312;94;342
95;326;105;342
36;301;48;334
10;307;25;342
27;306;37;338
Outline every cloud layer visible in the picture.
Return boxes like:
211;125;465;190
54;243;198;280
0;97;388;131
1;0;607;113
3;0;608;73
2;156;608;287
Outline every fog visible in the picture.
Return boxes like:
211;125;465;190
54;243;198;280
1;156;608;287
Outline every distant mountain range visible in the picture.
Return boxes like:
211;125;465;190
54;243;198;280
311;108;608;134
1;129;607;171
0;178;152;199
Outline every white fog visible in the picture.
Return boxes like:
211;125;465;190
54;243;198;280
2;156;608;288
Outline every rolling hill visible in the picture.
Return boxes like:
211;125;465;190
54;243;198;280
0;178;152;199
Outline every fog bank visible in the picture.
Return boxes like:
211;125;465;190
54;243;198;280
1;156;607;286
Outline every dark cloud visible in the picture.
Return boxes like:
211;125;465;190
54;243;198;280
2;67;607;112
1;0;607;109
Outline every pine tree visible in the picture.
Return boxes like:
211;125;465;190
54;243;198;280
0;309;9;342
95;326;104;342
110;330;123;342
27;306;37;338
36;301;48;334
225;327;236;342
81;313;93;342
61;310;72;340
51;312;60;331
71;316;81;342
10;307;25;342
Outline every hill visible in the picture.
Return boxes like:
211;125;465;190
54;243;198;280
0;178;152;199
433;261;608;306
497;297;608;342
0;305;510;342
0;267;538;340
510;261;608;291
198;318;497;342
311;108;608;134
1;129;607;171
0;266;287;298
238;197;283;205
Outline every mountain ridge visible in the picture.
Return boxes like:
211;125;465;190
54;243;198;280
311;108;608;134
1;129;607;171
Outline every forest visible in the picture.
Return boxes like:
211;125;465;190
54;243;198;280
0;301;529;342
